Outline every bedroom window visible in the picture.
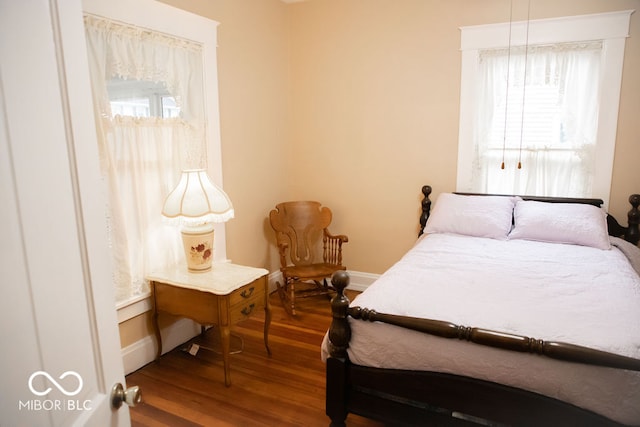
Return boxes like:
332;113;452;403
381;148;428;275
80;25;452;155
475;42;601;197
85;15;206;303
84;13;225;305
457;10;632;205
107;78;181;118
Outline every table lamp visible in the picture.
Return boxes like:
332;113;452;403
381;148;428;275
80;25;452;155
161;169;234;272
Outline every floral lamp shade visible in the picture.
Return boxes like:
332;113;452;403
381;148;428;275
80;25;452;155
162;169;234;271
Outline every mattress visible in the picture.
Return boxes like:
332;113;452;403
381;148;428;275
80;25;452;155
322;233;640;425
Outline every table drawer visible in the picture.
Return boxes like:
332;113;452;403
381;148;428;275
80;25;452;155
229;281;265;323
229;279;264;306
230;299;263;323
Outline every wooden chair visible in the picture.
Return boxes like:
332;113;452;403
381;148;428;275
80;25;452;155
269;201;348;315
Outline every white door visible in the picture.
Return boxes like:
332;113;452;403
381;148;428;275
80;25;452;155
0;0;134;426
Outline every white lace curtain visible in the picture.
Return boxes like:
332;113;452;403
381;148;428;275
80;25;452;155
84;15;207;303
472;42;602;197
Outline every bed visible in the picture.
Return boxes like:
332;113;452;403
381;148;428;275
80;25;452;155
324;186;640;427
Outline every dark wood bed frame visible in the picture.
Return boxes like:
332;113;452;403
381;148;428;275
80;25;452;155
326;186;640;427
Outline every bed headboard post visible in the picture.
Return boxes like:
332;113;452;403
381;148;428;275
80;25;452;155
419;185;432;237
627;194;640;245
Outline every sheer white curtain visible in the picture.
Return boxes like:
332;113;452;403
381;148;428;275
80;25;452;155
472;42;601;197
84;15;207;303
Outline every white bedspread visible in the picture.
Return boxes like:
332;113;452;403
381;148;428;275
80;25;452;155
323;234;640;425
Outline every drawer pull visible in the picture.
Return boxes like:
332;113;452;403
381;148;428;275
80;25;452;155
240;287;255;299
241;304;255;316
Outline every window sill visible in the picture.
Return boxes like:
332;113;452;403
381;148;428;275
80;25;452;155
116;292;152;323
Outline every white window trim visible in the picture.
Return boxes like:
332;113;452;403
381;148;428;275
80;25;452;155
457;10;633;207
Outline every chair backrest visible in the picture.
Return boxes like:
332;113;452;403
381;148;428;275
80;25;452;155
269;201;332;267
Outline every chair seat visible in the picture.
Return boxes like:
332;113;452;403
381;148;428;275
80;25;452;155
282;263;345;281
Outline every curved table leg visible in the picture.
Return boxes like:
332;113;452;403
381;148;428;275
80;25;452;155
151;281;163;360
219;324;231;386
264;291;272;356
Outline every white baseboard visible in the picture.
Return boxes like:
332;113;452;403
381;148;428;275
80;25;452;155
345;270;379;291
121;269;379;375
267;271;280;294
121;317;200;374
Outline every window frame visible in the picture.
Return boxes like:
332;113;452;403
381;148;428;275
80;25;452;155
457;10;633;207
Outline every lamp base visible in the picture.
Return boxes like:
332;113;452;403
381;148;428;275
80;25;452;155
181;224;214;272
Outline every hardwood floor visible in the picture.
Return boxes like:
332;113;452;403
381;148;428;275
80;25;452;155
126;289;383;427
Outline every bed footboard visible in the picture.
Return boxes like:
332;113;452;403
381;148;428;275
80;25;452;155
326;270;640;426
328;271;640;372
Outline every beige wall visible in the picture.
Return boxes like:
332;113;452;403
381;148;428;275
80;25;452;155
288;0;640;273
120;0;640;347
160;0;293;273
161;0;639;274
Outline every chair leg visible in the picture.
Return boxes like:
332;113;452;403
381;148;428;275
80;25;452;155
278;276;335;316
289;281;296;315
276;278;296;316
323;278;332;300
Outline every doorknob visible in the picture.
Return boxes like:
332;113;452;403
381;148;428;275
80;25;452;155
111;382;142;409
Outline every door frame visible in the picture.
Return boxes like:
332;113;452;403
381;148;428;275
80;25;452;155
0;0;129;425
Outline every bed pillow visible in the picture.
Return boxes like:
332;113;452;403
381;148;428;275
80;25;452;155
508;200;611;249
424;193;516;240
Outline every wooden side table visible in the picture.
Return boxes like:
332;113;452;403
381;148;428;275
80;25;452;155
147;262;271;386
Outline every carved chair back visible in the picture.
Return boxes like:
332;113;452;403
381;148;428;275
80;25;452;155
269;201;332;268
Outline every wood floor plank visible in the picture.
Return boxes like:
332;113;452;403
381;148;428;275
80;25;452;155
127;290;382;426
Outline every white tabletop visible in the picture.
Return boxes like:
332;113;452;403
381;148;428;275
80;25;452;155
147;262;269;295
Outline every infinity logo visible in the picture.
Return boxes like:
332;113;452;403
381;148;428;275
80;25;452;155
28;371;83;397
